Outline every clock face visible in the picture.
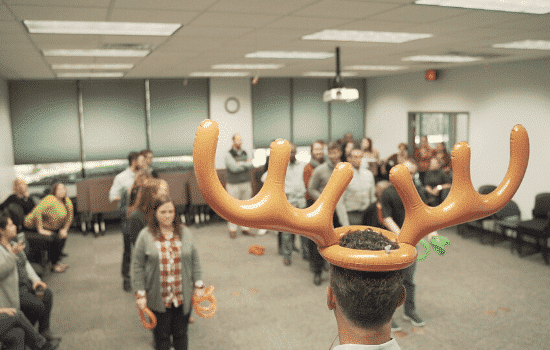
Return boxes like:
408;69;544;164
225;97;240;114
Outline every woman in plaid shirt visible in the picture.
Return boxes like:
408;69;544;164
132;196;204;350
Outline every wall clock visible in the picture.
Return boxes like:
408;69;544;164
225;97;240;114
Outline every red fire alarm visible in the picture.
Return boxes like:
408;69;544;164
426;69;438;81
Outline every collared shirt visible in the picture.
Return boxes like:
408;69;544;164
155;232;184;308
333;339;401;350
285;160;307;208
343;167;376;212
109;167;136;202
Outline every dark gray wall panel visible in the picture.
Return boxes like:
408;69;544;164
252;78;291;148
81;80;147;161
149;79;208;156
292;78;330;146
9;81;80;165
330;78;365;141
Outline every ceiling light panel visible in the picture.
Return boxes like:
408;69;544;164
415;0;550;14
212;64;284;69
57;72;125;78
23;20;182;36
402;55;482;62
346;65;407;70
52;63;135;69
245;51;334;59
42;49;150;57
493;40;550;50
302;29;433;43
190;72;250;77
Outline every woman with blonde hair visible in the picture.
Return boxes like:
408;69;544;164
122;177;169;292
23;183;73;274
0;179;36;229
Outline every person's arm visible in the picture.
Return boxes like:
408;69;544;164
367;171;376;205
131;228;148;294
24;256;41;285
260;171;267;183
27;196;53;234
109;175;122;202
187;228;203;285
62;198;74;231
224;152;246;173
383;217;401;235
0;249;18;281
307;167;322;201
335;200;349;227
380;189;401;235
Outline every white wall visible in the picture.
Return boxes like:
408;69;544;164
365;57;550;219
209;78;253;169
0;78;15;200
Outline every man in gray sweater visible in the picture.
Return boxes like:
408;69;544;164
224;133;255;239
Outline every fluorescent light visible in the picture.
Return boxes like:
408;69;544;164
302;71;357;77
415;0;550;14
23;20;182;36
402;55;482;62
245;51;334;59
302;29;433;43
190;72;250;77
212;64;284;69
346;65;407;70
52;63;135;70
42;49;150;57
57;72;125;78
493;40;550;50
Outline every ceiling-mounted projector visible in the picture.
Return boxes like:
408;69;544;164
323;47;358;103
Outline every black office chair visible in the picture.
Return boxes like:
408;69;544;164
458;185;497;239
515;193;550;264
483;200;521;247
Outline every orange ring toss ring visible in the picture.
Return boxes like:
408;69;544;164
139;307;157;329
249;245;265;255
192;286;217;319
193;120;529;271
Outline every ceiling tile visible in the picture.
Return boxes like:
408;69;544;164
208;0;319;15
5;0;110;6
335;19;410;32
157;37;223;53
30;34;102;49
100;35;169;46
9;5;109;21
108;9;199;24
0;4;18;21
266;16;353;30
113;0;219;12
44;56;96;64
0;21;27;34
366;4;469;23
293;0;402;19
190;12;281;28
172;26;253;39
490;14;550;31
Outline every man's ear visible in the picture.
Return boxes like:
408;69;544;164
327;286;336;311
397;286;406;308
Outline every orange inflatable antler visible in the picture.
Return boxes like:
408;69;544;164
193;120;529;271
394;125;529;248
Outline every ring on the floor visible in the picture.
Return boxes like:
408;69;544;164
139;307;157;329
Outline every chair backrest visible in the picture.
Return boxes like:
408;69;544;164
478;185;497;195
532;192;550;219
76;179;91;213
88;176;118;214
493;200;521;221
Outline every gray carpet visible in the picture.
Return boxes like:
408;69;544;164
46;222;550;350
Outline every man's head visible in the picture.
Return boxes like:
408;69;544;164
140;149;154;167
310;141;325;163
347;145;363;170
343;132;354;143
436;142;447;154
420;135;429;147
327;142;343;166
289;143;297;164
402;159;418;180
328;229;405;331
128;152;144;172
232;134;243;150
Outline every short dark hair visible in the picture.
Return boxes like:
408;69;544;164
330;229;404;329
327;141;342;152
0;211;11;230
128;152;140;166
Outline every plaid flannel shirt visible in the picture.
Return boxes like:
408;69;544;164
155;232;184;308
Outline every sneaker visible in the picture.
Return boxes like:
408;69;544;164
403;310;426;327
391;319;402;332
123;280;132;292
257;229;267;236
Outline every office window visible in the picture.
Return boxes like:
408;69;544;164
149;79;209;156
9;81;81;165
252;78;291;148
293;78;330;146
330;79;365;142
81;80;147;161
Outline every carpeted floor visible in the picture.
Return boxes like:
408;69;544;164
45;221;550;350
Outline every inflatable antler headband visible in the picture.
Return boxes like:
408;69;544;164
193;120;529;271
